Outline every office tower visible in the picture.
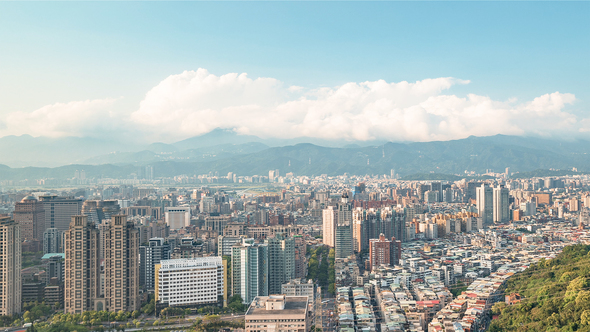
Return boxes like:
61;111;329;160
254;209;270;226
64;215;100;314
476;184;493;225
466;182;482;202
219;234;245;256
493;187;510;223
164;207;190;230
204;215;231;235
231;239;268;304
352;208;367;253
265;235;295;295
82;200;121;224
14;196;45;243
322;206;337;247
139;238;170;290
105;215;140;312
156;257;224;307
46;254;64;282
335;194;353;259
145;165;154;181
43;228;61;253
39;196;83;233
424;190;438;203
368;234;401;271
392;211;406;243
0;217;21;316
430;182;443;202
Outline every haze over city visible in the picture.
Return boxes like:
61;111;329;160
0;2;589;332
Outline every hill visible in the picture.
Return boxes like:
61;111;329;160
489;245;590;332
3;134;590;180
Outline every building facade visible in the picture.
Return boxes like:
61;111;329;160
14;196;45;242
104;215;140;312
39;196;83;233
139;237;170;290
64;215;100;314
232;239;269;304
0;217;21;316
155;257;224;307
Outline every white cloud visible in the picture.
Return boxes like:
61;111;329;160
1;98;123;138
0;69;582;143
130;69;579;142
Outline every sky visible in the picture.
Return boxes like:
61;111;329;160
0;1;588;144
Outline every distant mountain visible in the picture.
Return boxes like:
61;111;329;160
1;134;590;180
0;129;384;167
0;135;141;167
81;142;270;165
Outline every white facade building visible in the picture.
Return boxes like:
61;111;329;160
164;207;190;230
156;257;224;307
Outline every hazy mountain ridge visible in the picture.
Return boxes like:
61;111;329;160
1;134;590;181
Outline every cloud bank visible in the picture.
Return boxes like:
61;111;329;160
0;68;583;143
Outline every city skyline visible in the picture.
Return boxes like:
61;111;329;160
0;2;588;144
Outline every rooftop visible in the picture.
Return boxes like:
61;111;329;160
246;295;308;316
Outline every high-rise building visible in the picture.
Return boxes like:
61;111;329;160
352;208;369;252
139;238;170;290
104;215;140;312
265;235;295;295
164;207;190;230
231;239;268;304
82;200;121;224
476;184;493;225
335;194;353;259
430;182;443;202
322;206;337;247
64;215;100;314
293;236;308;279
368;234;401;271
43;228;61;254
0;217;21;316
493;187;510;223
39;196;83;234
14;196;45;243
155;257;224;308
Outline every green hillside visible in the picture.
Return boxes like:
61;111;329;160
489;245;590;332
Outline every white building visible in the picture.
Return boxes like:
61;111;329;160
156;257;224;307
281;279;315;300
164;207;190;230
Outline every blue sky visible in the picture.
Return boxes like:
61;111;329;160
0;1;588;142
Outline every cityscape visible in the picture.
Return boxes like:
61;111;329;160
0;170;589;331
1;1;589;332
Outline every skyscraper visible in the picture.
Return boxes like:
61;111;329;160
265;235;295;294
368;234;401;271
64;215;100;314
231;239;268;304
0;217;21;316
14;196;45;243
476;184;493;225
105;215;140;312
43;228;61;253
39;196;83;233
335;193;353;259
493;187;510;223
81;200;121;224
322;206;337;247
139;238;170;290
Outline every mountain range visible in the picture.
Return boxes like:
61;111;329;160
0;130;589;181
